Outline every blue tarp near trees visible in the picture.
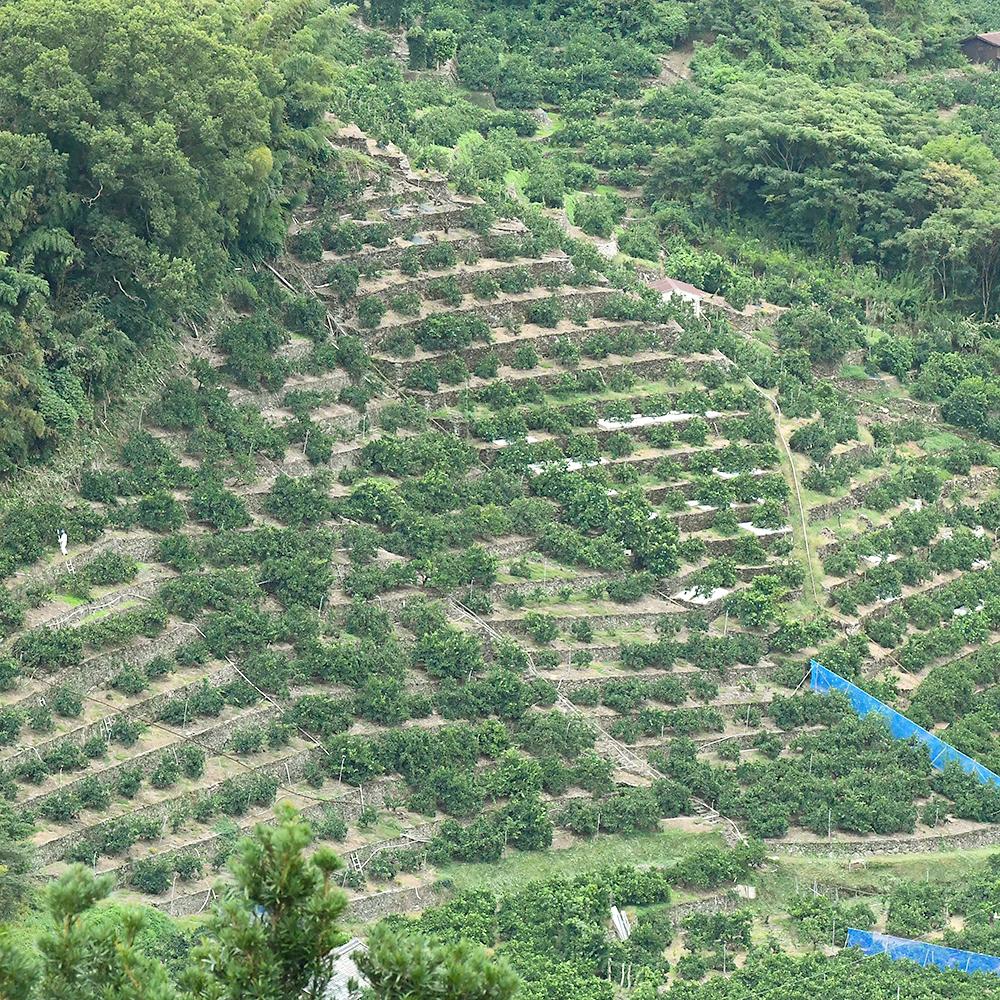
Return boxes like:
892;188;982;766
810;659;1000;787
846;929;1000;975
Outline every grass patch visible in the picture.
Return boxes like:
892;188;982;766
534;109;562;139
496;560;579;585
51;593;88;607
921;430;965;452
76;600;137;625
504;168;529;199
755;846;1000;920
436;827;724;896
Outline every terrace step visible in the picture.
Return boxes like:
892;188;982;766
354;285;619;350
9;530;166;597
403;348;702;410
346;251;571;303
307;231;488;276
373;318;680;375
33;745;316;866
3;622;197;714
0;658;240;771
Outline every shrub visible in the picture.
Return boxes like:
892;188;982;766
173;854;203;881
38;790;82;823
118;765;143;799
13;627;82;673
423;243;456;269
77;775;111;811
27;704;53;733
427;276;463;306
400;248;422;276
326;262;360;302
382;329;416;357
85;551;138;586
82;735;108;759
524;612;559;644
389;291;422;316
512;345;539;370
129;858;173;895
150;757;181;789
404;361;439;393
146;655;173;680
303;759;325;788
51;685;83;718
136;493;186;532
473;275;500;299
178;745;206;779
112;667;149;696
526;299;562;328
217;315;288;388
0;658;18;693
416;314;489;351
473;354;500;379
232;725;266;755
109;716;143;747
43;741;88;772
158;534;199;571
290;229;323;261
14;756;47;784
356;296;387;328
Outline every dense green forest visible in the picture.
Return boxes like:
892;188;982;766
0;0;348;473
6;0;1000;997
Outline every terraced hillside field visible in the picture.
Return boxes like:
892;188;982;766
3;121;1000;927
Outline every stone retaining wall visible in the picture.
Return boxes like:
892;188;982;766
483;537;536;560
375;319;676;376
666;502;757;534
942;467;998;498
354;255;571;303
347;884;445;922
13;533;164;595
489;570;614;601
858;572;965;627
309;235;488;278
475;416;733;468
359;287;618;350
808;473;891;525
42;578;170;632
229;370;351;412
702;532;790;558
422;351;693;410
19;698;294;820
669;892;737;922
0;661;241;772
304;203;468;242
100;782;416;891
492;610;666;637
770;823;1000;858
12;624;197;712
36;747;317;865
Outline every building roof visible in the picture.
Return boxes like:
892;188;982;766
969;31;1000;45
647;275;710;299
322;938;367;1000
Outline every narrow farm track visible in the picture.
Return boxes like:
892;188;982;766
744;376;821;608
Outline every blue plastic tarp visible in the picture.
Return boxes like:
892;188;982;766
810;659;1000;787
845;929;1000;976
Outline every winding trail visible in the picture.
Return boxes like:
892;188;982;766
743;376;821;608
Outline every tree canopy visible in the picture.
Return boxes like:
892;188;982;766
0;0;344;472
